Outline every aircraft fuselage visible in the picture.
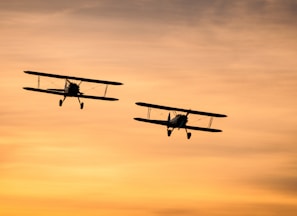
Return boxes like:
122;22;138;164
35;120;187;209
169;114;188;128
65;82;80;96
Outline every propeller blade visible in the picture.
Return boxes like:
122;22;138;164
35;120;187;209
186;110;190;117
64;79;69;89
167;113;171;128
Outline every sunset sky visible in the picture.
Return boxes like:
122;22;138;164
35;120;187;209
1;0;297;215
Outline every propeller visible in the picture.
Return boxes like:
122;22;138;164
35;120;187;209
64;79;70;91
77;80;84;95
186;110;191;117
167;112;171;128
177;112;189;129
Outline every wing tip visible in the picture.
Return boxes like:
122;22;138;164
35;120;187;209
23;87;34;90
134;117;149;122
109;81;124;86
102;97;119;101
135;102;151;107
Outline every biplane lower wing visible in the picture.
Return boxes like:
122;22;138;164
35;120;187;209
23;87;65;96
78;94;118;101
134;117;168;126
183;125;222;132
23;87;118;101
135;102;227;118
134;117;222;132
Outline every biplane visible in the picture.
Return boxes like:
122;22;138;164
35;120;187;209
23;71;123;109
134;102;227;139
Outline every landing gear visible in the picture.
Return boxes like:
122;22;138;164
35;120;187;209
185;128;192;139
59;96;83;109
187;132;192;139
59;97;66;107
167;129;172;137
78;97;84;109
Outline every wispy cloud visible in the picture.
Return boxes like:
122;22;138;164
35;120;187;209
72;0;297;28
2;0;297;27
1;1;297;215
249;158;297;196
153;208;199;216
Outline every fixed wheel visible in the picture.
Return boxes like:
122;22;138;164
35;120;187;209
80;102;84;109
187;132;192;139
167;129;172;137
59;99;63;107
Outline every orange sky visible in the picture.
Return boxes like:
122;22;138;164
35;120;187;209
1;1;297;215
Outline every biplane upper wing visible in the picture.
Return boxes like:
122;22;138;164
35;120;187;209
136;102;227;118
24;71;123;85
23;87;118;101
134;117;222;132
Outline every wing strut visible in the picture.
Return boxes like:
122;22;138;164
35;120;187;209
147;107;151;119
208;117;213;128
38;75;40;88
104;84;108;97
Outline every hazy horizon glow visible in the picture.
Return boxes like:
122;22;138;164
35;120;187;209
1;1;297;215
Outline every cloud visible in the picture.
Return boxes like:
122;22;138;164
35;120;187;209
248;158;297;196
0;0;84;13
154;208;199;216
2;0;297;27
264;176;297;195
152;203;297;216
71;0;297;29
